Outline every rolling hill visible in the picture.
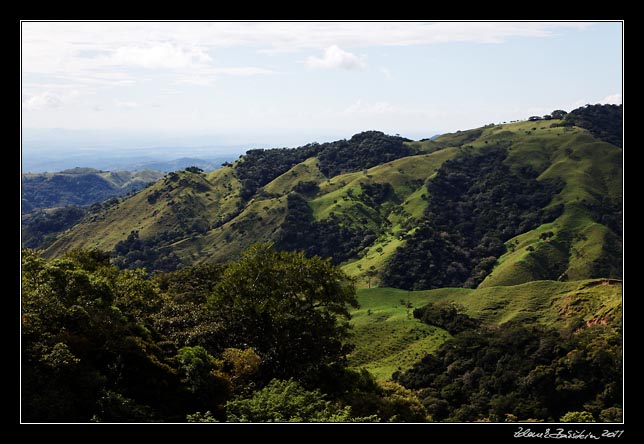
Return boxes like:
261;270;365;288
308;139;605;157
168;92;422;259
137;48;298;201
42;105;622;296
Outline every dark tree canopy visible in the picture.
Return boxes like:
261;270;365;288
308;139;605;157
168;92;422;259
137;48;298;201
564;104;623;148
276;193;376;265
208;244;359;382
316;131;414;178
21;246;377;422
233;131;413;199
234;144;323;199
22;205;87;249
395;322;622;422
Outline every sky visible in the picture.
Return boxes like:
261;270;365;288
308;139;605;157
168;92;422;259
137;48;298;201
21;21;622;151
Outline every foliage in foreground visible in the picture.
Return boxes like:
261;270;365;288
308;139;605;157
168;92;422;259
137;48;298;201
21;243;621;423
22;246;428;422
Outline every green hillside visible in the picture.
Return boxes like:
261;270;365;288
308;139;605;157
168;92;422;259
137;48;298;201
42;106;622;291
349;278;622;380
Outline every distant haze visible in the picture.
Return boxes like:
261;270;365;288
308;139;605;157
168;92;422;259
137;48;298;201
21;127;437;172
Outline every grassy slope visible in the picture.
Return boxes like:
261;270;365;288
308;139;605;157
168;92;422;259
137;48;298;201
46;168;243;256
263;157;326;195
44;120;621;288
349;279;622;380
306;148;459;286
98;169;163;189
45;165;290;264
475;122;622;287
23;168;164;190
39;123;622;385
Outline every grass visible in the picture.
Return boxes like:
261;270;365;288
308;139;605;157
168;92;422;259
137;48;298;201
348;279;622;380
263;157;326;196
46;119;621;291
348;288;455;380
45;167;247;258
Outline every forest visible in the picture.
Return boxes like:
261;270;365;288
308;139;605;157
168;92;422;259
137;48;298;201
22;246;428;422
234;131;414;199
563;104;623;148
395;314;622;422
276;193;377;265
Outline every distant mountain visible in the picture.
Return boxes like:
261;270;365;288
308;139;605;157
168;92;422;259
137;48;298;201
114;157;232;173
22;168;165;214
43;105;622;291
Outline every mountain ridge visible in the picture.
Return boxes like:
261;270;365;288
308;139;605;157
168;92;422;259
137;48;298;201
41;105;622;292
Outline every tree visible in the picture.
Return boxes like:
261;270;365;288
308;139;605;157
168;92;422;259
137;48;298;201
551;110;568;120
208;243;359;381
176;346;232;418
560;411;595;422
225;379;373;422
21;249;184;422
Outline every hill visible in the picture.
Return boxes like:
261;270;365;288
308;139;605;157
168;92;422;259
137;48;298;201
22;168;164;213
42;105;622;293
349;278;621;380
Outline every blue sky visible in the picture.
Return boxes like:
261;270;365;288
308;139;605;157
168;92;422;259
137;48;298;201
21;21;622;149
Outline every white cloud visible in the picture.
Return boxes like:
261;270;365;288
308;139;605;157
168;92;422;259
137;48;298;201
600;93;622;105
108;43;212;70
176;73;215;86
305;45;366;70
22;91;63;111
254;22;590;53
21;21;590;90
22;22;591;59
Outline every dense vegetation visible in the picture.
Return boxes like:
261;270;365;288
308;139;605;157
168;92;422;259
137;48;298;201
234;131;413;199
22;245;431;422
41;106;622;289
564;104;623;148
21;206;87;249
382;148;563;290
412;302;481;335
234;145;322;200
276;193;376;264
316;131;413;178
112;231;184;272
22;168;163;213
395;320;622;422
